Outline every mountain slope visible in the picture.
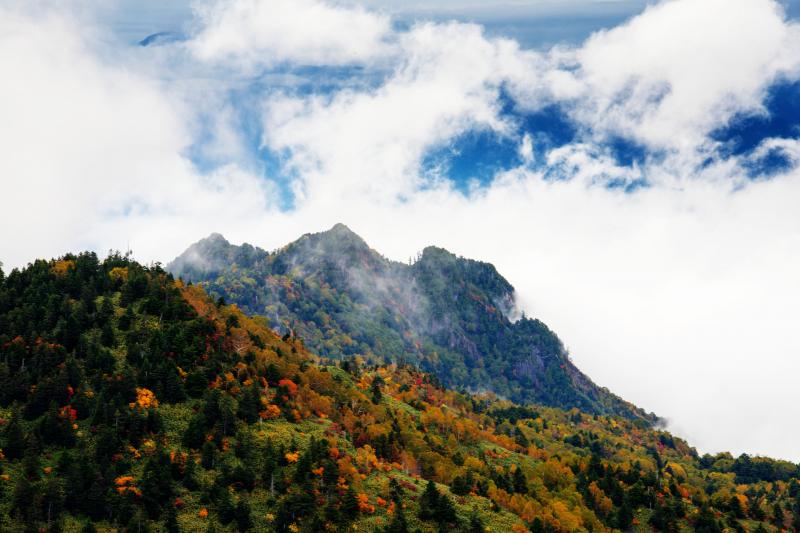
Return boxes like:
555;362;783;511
169;225;652;422
0;253;799;532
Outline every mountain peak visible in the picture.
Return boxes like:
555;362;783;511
328;222;355;235
314;223;368;248
272;223;387;279
168;233;266;279
201;232;230;246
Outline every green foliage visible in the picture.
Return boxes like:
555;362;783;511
0;250;797;533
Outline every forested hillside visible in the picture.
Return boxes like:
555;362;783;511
0;253;799;532
169;225;651;422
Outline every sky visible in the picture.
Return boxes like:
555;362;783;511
2;0;800;461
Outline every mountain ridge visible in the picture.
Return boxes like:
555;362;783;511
169;225;655;423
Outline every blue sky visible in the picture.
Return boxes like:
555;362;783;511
103;0;800;205
106;1;652;47
104;0;800;47
3;0;800;461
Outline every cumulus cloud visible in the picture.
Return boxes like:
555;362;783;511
0;4;276;268
2;0;800;461
188;0;394;71
562;0;800;154
260;21;540;206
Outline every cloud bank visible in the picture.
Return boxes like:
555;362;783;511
1;0;800;460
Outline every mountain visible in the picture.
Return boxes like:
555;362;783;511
1;252;799;532
170;224;652;422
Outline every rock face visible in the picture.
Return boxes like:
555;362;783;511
169;224;655;421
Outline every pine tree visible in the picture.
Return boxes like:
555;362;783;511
371;379;383;404
383;506;409;533
773;502;784;526
342;486;359;520
125;509;150;533
100;321;115;347
435;490;458;526
237;386;260;424
235;499;253;531
219;395;237;436
512;465;528;494
118;305;135;331
183;413;207;449
419;480;440;520
216;488;236;524
616;499;634;530
41;476;65;528
162;366;186;403
468;511;485;533
164;504;180;533
84;478;108;520
265;363;281;385
11;475;36;522
4;410;26;460
694;505;723;533
141;450;174;518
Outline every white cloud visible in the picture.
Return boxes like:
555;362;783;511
563;0;800;154
0;4;276;268
188;0;394;71
2;0;800;463
260;20;543;207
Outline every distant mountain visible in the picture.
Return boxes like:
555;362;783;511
170;224;653;422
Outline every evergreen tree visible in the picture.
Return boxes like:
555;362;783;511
265;363;281;385
201;441;216;470
383;506;409;533
125;509;150;533
3;410;26;460
435;490;458;526
419;480;441;521
11;476;36;522
141;450;174;518
235;499;253;531
419;480;458;526
100;321;115;347
341;486;359;520
237;386;260;424
467;511;485;533
41;476;65;528
512;465;528;494
162;366;186;403
219;395;237;436
164;504;180;533
694;505;723;533
84;478;108;520
371;379;383;404
773;502;784;526
615;499;634;530
118;305;135;331
183;413;207;449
